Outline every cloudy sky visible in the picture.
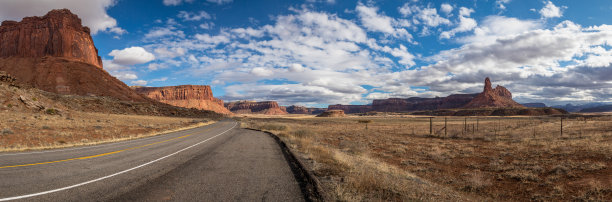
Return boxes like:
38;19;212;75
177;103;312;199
2;0;612;107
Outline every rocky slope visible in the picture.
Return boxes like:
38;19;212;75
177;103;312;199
0;9;147;102
463;77;523;108
225;101;288;115
133;85;232;115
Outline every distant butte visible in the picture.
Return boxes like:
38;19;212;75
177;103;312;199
134;85;232;115
463;77;524;108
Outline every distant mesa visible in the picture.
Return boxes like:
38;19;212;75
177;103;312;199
328;104;372;114
316;110;346;117
0;9;146;102
134;85;232;115
225;101;288;115
463;77;523;108
285;105;326;115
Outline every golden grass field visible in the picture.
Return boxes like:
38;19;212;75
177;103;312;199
0;111;214;152
240;114;611;201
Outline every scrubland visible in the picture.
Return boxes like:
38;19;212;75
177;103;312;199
0;111;212;152
241;115;611;201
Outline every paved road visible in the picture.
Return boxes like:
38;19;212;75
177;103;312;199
0;119;304;201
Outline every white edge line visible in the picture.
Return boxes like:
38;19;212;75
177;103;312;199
0;122;237;201
0;123;208;157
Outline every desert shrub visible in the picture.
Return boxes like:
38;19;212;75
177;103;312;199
2;128;14;135
293;129;313;138
45;108;57;115
7;104;12;108
260;123;287;131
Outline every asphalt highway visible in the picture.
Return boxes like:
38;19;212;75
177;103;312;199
0;119;304;201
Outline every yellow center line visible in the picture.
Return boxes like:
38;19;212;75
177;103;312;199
0;124;222;169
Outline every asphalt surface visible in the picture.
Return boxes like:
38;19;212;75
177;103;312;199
0;119;304;202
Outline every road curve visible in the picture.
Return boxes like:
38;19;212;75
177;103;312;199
0;119;304;201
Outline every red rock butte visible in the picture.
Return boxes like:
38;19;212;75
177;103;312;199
0;9;102;68
134;85;232;115
463;77;524;108
225;101;288;115
0;9;146;102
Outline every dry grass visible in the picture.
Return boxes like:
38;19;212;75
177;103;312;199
0;111;214;152
240;115;611;201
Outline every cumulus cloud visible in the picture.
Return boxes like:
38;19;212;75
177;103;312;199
177;11;211;21
540;1;564;18
130;80;148;86
145;27;185;39
206;0;233;5
109;46;156;66
0;0;124;34
355;3;412;39
496;0;511;10
112;72;138;80
440;7;477;39
440;4;453;14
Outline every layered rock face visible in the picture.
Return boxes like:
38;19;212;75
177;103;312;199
464;77;523;108
225;101;288;115
0;9;102;68
327;104;372;114
134;85;232;114
285;105;327;115
0;10;146;101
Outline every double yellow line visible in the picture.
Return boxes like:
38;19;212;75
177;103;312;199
0;133;195;169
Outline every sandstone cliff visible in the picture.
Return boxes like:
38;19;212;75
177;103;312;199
0;9;147;102
0;9;102;68
225;101;288;115
463;77;523;108
316;110;345;117
134;85;232;115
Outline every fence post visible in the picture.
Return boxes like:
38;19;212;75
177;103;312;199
444;117;447;137
560;117;563;137
429;117;433;136
476;118;479;131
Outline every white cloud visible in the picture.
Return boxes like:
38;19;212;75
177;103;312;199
415;7;451;27
496;0;511;10
288;63;305;72
145;27;185;39
460;16;541;44
440;7;477;39
177;11;211;21
154;47;187;58
440;4;453;14
199;22;214;29
109;46;156;66
130;80;148;86
113;72;138;80
163;0;194;6
540;1;564;18
356;3;395;33
102;60;129;71
195;33;230;44
0;0;124;34
206;0;233;5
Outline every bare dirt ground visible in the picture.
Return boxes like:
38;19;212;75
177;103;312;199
240;115;611;201
0;111;213;152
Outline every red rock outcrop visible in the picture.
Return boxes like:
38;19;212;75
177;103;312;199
0;9;147;102
316;110;346;117
327;104;372;114
134;85;232;115
225;101;288;115
0;9;103;68
463;77;523;108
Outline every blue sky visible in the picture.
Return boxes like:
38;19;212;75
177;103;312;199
2;0;612;107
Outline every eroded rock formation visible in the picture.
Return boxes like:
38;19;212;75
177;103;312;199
0;9;103;68
463;77;523;108
134;85;232;114
225;101;288;115
0;9;146;101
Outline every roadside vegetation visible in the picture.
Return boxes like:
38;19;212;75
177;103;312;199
0;111;213;152
240;115;611;201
